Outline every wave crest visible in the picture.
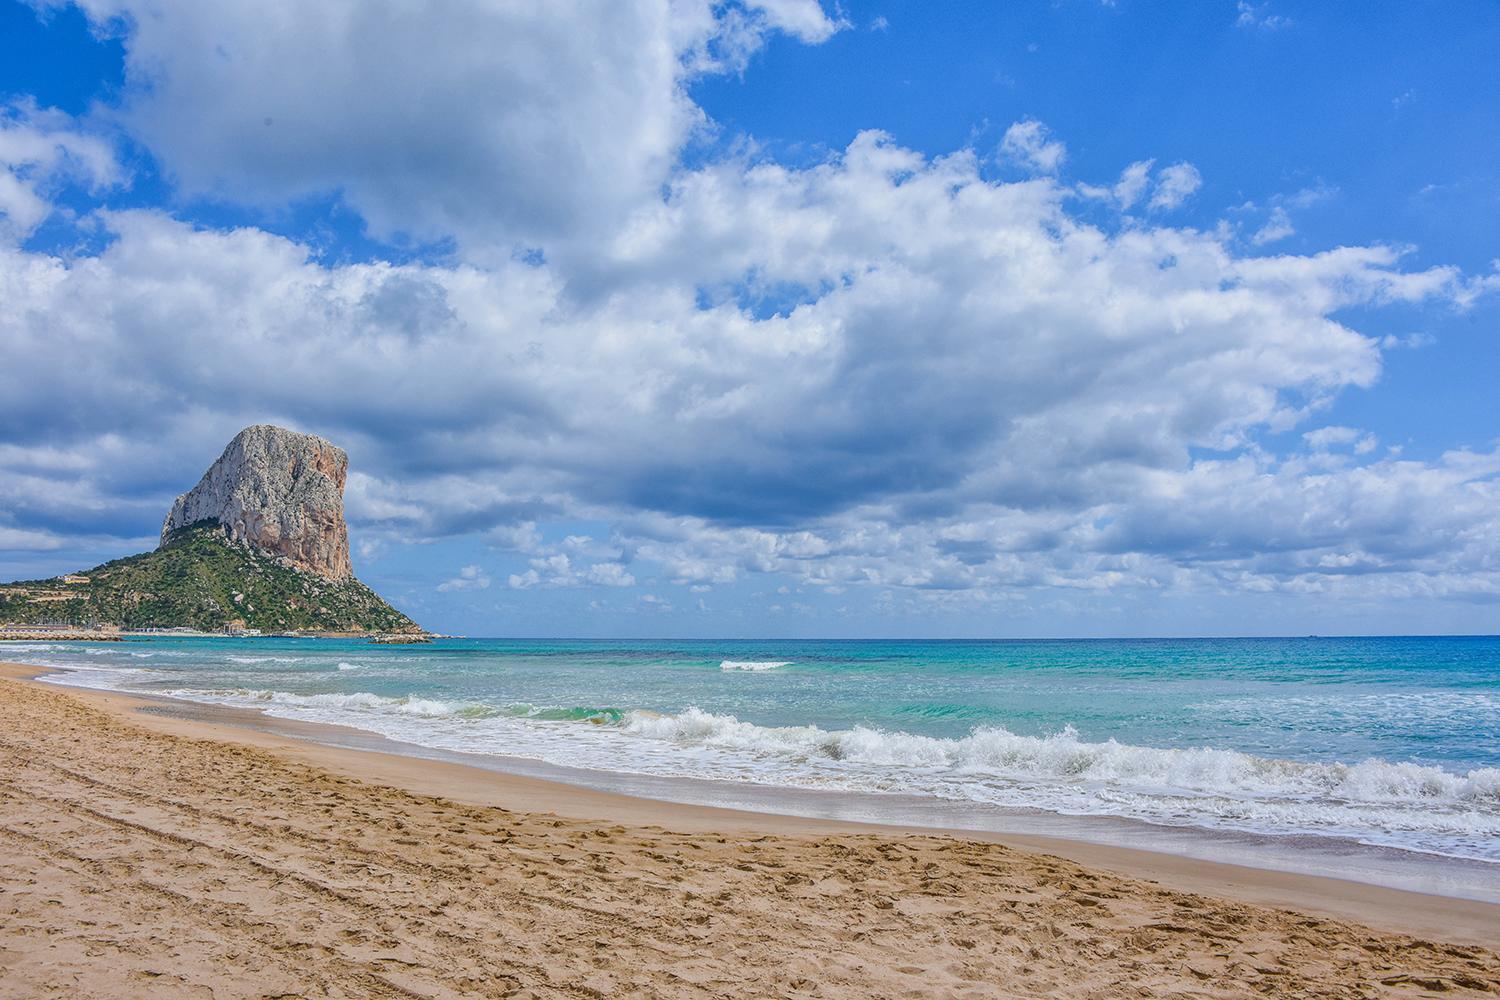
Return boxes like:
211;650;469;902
133;687;1500;859
168;687;498;720
617;707;1500;808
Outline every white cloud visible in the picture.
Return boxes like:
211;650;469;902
1000;119;1066;175
2;26;1498;613
1302;426;1361;449
1285;184;1337;210
1380;332;1435;350
0;525;64;550
1301;426;1382;456
506;569;541;590
0;101;121;244
355;537;385;562
437;564;490;592
58;0;838;254
1148;162;1202;210
1240;186;1333;246
585;562;637;587
742;0;845;43
1235;2;1292;30
1252;206;1294;245
487;522;544;553
1112;159;1154;209
505;551;636;589
2;140;1484;593
509;553;573;589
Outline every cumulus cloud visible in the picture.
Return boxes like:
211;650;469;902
1148;162;1202;210
1090;449;1500;587
1000;119;1066;174
0;525;65;551
0;100;120;244
1302;426;1362;450
507;552;637;589
1240;186;1333;247
1235;1;1293;30
1082;159;1201;215
3;151;1490;604
3;2;1499;617
740;0;846;44
1112;159;1154;209
585;562;638;587
1303;427;1378;457
54;0;837;253
437;565;491;592
1252;206;1294;245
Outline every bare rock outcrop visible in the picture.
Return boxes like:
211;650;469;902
161;425;354;581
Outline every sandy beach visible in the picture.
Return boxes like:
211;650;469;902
2;663;1498;998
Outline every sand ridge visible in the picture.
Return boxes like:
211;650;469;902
1;675;1498;998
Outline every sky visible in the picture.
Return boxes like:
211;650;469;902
1;0;1497;638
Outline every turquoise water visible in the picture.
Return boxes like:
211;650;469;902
10;635;1500;862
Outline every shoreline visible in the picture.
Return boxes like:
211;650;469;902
7;660;1500;949
99;669;1500;907
3;662;1498;996
14;652;1500;908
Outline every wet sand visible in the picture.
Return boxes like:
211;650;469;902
2;662;1498;997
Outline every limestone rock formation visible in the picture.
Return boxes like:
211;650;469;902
161;425;355;582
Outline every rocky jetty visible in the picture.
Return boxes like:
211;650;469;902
162;425;354;581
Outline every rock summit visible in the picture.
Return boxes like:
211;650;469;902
161;424;355;582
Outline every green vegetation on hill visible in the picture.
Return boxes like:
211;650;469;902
0;523;419;634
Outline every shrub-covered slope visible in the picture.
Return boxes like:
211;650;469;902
0;523;418;634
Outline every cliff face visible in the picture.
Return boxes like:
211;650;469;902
161;425;354;582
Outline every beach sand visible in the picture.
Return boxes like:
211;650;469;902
2;663;1497;998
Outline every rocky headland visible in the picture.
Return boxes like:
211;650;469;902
0;425;420;636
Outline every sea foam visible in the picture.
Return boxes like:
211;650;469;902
720;660;792;671
615;707;1500;805
161;686;1500;857
166;687;498;720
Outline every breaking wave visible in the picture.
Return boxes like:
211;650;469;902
4;626;1489;865
720;660;792;671
142;688;1500;858
616;708;1500;809
166;687;501;720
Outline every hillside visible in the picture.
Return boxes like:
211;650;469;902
0;523;419;634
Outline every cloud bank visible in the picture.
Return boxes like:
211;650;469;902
2;0;1498;624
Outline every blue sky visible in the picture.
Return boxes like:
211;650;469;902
1;0;1497;637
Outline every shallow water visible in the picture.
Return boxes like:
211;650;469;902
10;635;1499;864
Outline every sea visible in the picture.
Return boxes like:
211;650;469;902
7;635;1499;891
